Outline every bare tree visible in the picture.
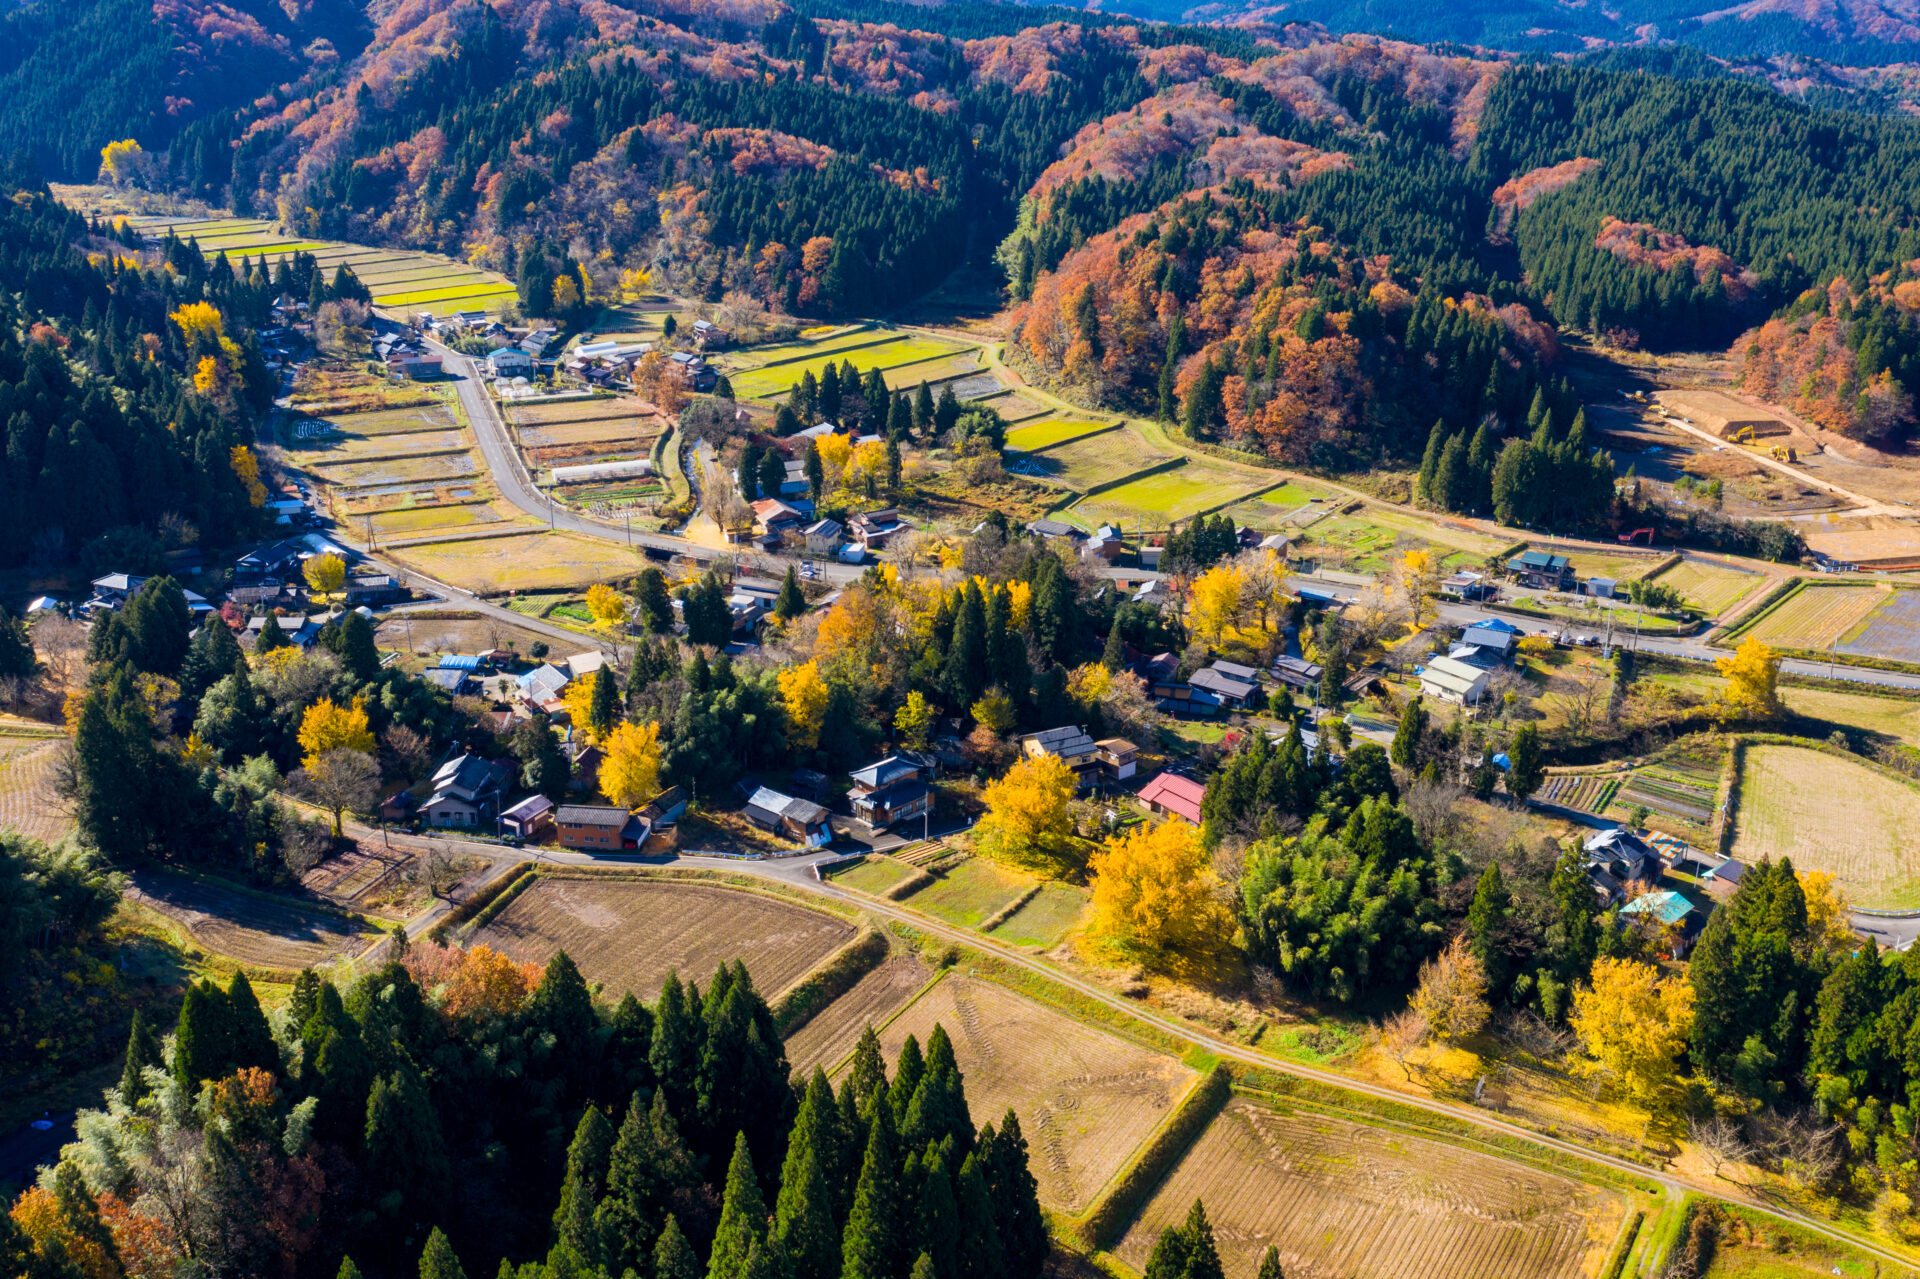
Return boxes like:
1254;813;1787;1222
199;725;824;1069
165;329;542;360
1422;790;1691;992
1379;1007;1430;1080
1403;776;1465;851
295;748;380;839
1689;1113;1751;1182
414;842;464;900
381;724;432;784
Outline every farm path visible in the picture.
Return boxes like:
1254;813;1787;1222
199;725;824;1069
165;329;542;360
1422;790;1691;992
391;838;1920;1274
419;337;865;583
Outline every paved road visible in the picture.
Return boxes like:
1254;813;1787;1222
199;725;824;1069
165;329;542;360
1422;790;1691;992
387;834;1920;1274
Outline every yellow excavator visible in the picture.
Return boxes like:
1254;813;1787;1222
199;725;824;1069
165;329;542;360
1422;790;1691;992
1728;426;1756;444
1769;444;1799;463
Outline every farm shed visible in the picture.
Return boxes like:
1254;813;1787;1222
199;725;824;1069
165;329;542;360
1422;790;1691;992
744;788;832;845
1138;772;1205;824
1418;655;1489;705
500;794;554;839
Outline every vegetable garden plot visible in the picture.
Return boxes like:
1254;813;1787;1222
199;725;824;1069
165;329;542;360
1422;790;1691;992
1538;773;1620;813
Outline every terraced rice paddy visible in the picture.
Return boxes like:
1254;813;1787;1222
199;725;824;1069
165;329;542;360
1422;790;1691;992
388;529;643;591
1646;559;1767;616
0;738;72;844
313;406;461;435
785;953;931;1072
896;857;1030;927
1004;419;1115;451
1021;428;1176;490
983;392;1051;421
1215;482;1335;529
1741;583;1887;651
1114;1099;1624;1279
986;883;1087;947
728;335;971;400
1838;586;1920;662
128;871;369;970
1731;745;1920;908
880;351;983;390
827;856;916;895
474;877;855;1000
129;215;517;311
863;974;1195;1213
368;503;516;537
1537;772;1621;814
1071;465;1273;527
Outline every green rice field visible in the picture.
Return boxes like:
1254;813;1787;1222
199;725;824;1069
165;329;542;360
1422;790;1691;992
728;336;970;400
897;858;1030;927
128;215;517;312
987;883;1087;947
1004;419;1115;451
1071;465;1272;526
1021;428;1177;490
880;352;983;390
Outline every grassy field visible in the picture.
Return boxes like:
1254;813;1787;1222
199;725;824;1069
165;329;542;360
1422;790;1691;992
126;871;369;970
865;974;1196;1213
1743;584;1888;650
475;878;855;1000
729;336;970;400
881;352;984;390
829;857;916;895
129;215;517;312
898;857;1030;927
1026;428;1177;491
987;883;1088;947
315;453;479;487
1114;1098;1626;1279
1004;419;1114;451
1731;745;1920;907
388;530;642;592
1555;550;1662;582
785;953;931;1073
1700;1204;1912;1277
1215;481;1340;529
1644;669;1920;745
1071;464;1272;527
1302;514;1482;575
1648;559;1768;615
0;738;72;845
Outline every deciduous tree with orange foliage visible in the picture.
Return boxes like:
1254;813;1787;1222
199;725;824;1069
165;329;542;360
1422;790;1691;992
976;752;1078;873
296;696;374;766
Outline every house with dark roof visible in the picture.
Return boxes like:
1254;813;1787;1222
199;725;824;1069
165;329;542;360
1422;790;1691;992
1507;550;1575;590
744;788;832;844
847;756;933;831
1190;665;1259;710
500;794;554;840
1026;519;1083;541
1583;828;1664;901
1459;622;1519;662
1138;771;1205;824
420;753;511;828
850;509;907;550
555;804;648;851
1270;654;1323;692
1095;738;1137;781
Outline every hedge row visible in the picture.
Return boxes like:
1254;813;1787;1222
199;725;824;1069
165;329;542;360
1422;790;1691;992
446;863;537;933
1075;1064;1232;1248
771;928;889;1037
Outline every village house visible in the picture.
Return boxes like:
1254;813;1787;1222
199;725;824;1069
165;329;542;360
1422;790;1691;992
847;756;934;832
1017;725;1103;789
1507;550;1576;590
849;509;907;551
555;804;649;851
804;519;844;555
743;787;832;845
753;499;806;539
499;794;554;840
419;754;511;828
1095;738;1138;781
1418;654;1489;706
1189;662;1260;711
485;347;536;379
1270;654;1323;693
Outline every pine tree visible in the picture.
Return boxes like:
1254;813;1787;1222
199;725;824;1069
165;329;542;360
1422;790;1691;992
758;447;786;499
775;567;806;622
708;1132;770;1279
553;1105;617;1266
1102;616;1126;672
364;1068;451;1225
841;1099;905;1279
1390;698;1427;769
1416;420;1445;505
952;1154;1007;1279
1433;434;1469;513
338;1258;364;1279
1178;1202;1224;1279
655;1217;702;1279
888;394;913;441
1466;861;1513;998
120;1008;163;1105
776;1140;841;1279
173;978;225;1090
226;972;278;1074
420;1227;468;1279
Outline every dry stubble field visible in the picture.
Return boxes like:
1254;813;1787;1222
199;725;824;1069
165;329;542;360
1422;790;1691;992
1743;584;1886;650
1731;745;1920;907
127;871;370;970
864;974;1195;1214
785;953;931;1073
0;738;73;844
474;878;855;1000
1115;1099;1625;1279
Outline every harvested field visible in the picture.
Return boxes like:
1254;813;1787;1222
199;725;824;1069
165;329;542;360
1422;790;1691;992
309;406;460;436
1731;745;1920;908
1302;515;1480;576
372;614;559;661
474;878;856;1000
315;453;478;487
945;373;1005;399
1019;429;1175;490
369;503;516;537
521;419;664;449
1005;419;1115;452
1648;559;1766;616
510;398;645;424
291;429;469;463
1072;465;1270;526
867;974;1194;1213
1838;587;1920;662
0;739;72;844
127;871;369;969
881;352;983;390
897;857;1029;927
984;392;1050;419
987;883;1087;947
386;530;639;591
1743;583;1885;650
731;337;967;400
785;953;931;1073
1115;1099;1623;1279
1556;550;1660;582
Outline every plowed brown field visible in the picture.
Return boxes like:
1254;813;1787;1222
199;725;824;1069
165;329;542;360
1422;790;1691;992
786;954;931;1073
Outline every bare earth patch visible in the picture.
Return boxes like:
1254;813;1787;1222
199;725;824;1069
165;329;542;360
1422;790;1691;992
785;953;931;1073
